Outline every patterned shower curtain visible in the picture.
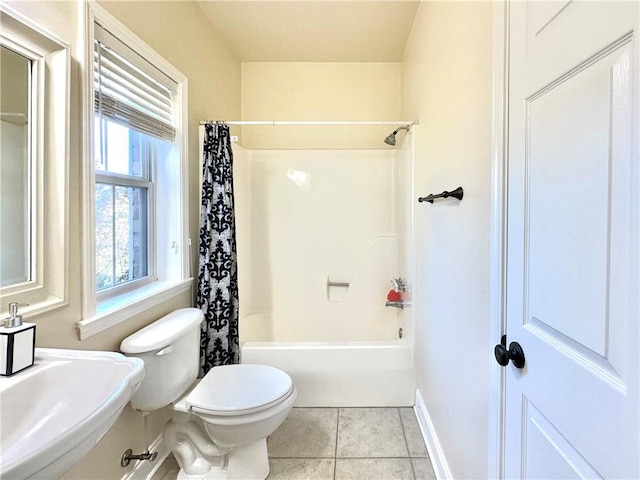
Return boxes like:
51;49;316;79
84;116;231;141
197;123;239;375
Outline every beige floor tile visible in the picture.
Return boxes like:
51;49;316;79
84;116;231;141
337;408;409;458
267;458;335;480
335;458;414;480
411;458;437;480
149;407;428;480
268;408;338;458
399;408;428;458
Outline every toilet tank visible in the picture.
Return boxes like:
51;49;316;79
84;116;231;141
120;308;204;412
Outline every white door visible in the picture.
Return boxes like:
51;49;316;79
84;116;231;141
504;1;639;478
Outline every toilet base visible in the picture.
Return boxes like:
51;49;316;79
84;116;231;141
176;439;270;480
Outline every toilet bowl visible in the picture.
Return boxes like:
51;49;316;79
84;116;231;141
180;364;296;448
120;308;296;480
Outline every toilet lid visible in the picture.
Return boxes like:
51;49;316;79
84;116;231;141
185;364;294;416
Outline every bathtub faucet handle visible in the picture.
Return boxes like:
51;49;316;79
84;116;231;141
391;278;406;292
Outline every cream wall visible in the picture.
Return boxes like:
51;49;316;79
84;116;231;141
402;1;493;478
241;62;402;149
2;1;241;479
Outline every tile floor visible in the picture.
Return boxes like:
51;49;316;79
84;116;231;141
151;407;436;480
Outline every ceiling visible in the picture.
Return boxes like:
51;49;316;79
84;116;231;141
197;1;421;62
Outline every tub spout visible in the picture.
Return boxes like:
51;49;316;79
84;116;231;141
385;300;404;309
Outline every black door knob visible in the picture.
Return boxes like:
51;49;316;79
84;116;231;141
494;340;525;369
494;343;509;366
507;341;525;368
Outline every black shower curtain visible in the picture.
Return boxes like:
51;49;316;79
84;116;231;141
197;123;239;375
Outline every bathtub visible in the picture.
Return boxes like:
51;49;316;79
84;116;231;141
241;340;416;407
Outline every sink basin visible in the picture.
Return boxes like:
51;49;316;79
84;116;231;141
0;348;145;480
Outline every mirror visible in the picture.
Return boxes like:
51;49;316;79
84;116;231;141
0;5;69;315
0;45;31;287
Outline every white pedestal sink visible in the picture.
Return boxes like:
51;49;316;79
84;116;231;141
0;348;145;480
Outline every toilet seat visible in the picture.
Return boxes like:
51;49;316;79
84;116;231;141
186;364;294;416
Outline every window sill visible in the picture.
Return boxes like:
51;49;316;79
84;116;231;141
75;278;192;340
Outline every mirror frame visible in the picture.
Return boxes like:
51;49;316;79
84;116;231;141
0;6;69;316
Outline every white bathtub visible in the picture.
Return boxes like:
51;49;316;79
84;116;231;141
241;340;416;407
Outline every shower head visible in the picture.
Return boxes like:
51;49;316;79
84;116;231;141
384;133;397;146
384;125;411;146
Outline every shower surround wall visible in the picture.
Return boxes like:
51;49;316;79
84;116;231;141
241;147;402;342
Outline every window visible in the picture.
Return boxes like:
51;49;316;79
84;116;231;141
94;121;152;292
93;22;180;299
78;4;190;339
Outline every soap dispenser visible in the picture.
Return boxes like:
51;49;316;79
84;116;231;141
1;302;36;376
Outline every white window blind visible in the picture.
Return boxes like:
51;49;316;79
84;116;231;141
94;24;176;141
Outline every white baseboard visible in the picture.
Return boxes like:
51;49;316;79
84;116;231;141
414;389;452;480
120;433;169;480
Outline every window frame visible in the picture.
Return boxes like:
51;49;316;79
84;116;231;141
78;1;191;340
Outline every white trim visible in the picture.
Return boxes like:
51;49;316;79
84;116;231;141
488;1;509;479
120;432;170;480
80;0;97;320
414;389;452;480
75;278;192;340
177;77;190;281
0;4;70;317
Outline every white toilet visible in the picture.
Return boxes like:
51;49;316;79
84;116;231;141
120;308;297;480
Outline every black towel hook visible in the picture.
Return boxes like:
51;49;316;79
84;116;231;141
418;187;464;204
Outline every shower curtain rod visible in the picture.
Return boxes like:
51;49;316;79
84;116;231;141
199;120;418;126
